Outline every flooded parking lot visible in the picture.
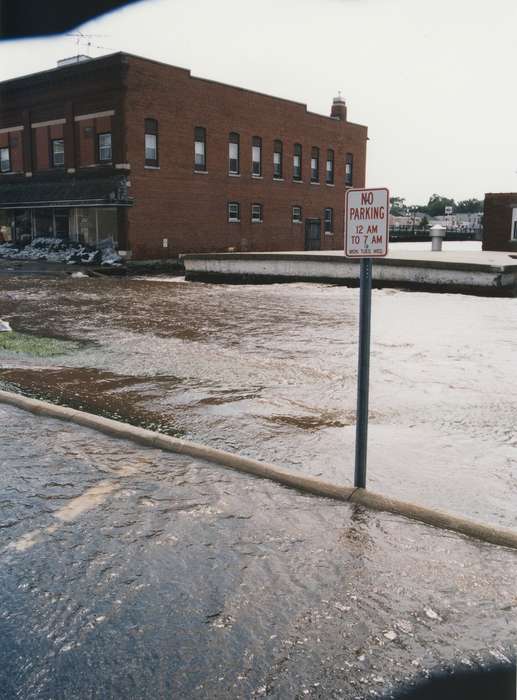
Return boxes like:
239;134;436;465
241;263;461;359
1;267;516;528
2;403;517;699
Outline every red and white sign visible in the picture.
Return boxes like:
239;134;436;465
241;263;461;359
345;187;389;257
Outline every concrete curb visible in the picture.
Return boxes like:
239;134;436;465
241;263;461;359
2;388;517;551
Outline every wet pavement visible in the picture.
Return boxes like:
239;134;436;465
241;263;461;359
2;403;517;699
1;271;516;530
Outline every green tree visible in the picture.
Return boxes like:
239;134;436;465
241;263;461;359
456;198;483;213
420;216;429;230
426;194;456;217
389;196;406;216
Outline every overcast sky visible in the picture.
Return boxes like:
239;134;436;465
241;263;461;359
1;0;516;204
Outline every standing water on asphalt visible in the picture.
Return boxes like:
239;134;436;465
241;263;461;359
0;265;516;529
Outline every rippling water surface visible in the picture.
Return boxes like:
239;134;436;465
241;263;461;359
2;404;517;699
1;272;516;527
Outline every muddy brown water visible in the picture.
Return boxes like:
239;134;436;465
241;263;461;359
1;274;516;528
1;273;517;697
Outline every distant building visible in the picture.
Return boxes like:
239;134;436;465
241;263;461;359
482;194;517;251
0;53;368;259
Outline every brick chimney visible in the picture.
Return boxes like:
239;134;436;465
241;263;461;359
331;93;347;121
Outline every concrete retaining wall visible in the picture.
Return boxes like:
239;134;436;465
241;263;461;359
182;253;517;296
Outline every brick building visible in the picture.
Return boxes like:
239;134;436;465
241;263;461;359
0;52;368;259
483;193;517;252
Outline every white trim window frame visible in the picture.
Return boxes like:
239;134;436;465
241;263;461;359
228;201;240;222
251;203;263;223
98;132;112;162
292;205;302;223
0;146;10;173
252;136;262;176
229;133;240;175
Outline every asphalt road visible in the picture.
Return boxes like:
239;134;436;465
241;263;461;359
2;404;517;699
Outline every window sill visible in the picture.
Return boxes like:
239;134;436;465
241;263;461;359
228;219;241;223
145;165;160;170
194;170;208;174
228;172;240;177
251;220;263;224
293;179;304;184
251;175;263;179
324;231;334;236
310;181;320;185
273;177;284;182
326;182;335;187
292;221;302;224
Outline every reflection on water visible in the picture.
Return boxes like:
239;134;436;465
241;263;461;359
1;274;516;530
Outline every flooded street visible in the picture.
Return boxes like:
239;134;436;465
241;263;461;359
1;261;517;697
1;267;516;528
2;404;517;698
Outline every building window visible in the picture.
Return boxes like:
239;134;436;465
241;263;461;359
194;126;206;171
252;136;262;176
229;132;240;174
51;139;65;168
145;118;158;165
324;207;333;232
273;140;283;179
345;152;353;186
251;203;263;222
228;201;240;222
292;205;302;223
311;147;319;182
98;132;112;162
326;149;334;184
293;143;302;180
0;147;11;173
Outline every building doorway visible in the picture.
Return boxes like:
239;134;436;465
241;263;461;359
304;218;321;251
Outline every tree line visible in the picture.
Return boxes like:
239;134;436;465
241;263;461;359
390;194;483;217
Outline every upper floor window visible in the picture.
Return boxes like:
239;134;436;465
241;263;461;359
251;203;263;222
345;152;353;186
98;132;112;163
292;205;302;223
228;201;240;222
0;147;10;173
293;143;302;180
194;127;206;171
145;118;158;165
324;207;334;232
311;147;319;182
229;132;240;174
326;149;334;184
252;136;262;176
52;139;64;168
273;140;283;179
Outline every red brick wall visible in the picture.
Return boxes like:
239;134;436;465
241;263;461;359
124;55;368;259
77;119;96;167
0;130;23;173
0;55;127;175
483;193;517;252
9;131;23;172
33;126;49;170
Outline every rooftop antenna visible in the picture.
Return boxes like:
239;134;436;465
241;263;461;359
66;31;112;57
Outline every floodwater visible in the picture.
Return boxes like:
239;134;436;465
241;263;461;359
2;404;517;699
1;260;516;528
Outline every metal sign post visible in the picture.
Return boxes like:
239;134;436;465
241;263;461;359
345;187;389;489
354;257;372;488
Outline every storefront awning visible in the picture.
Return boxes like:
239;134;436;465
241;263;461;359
0;176;133;209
